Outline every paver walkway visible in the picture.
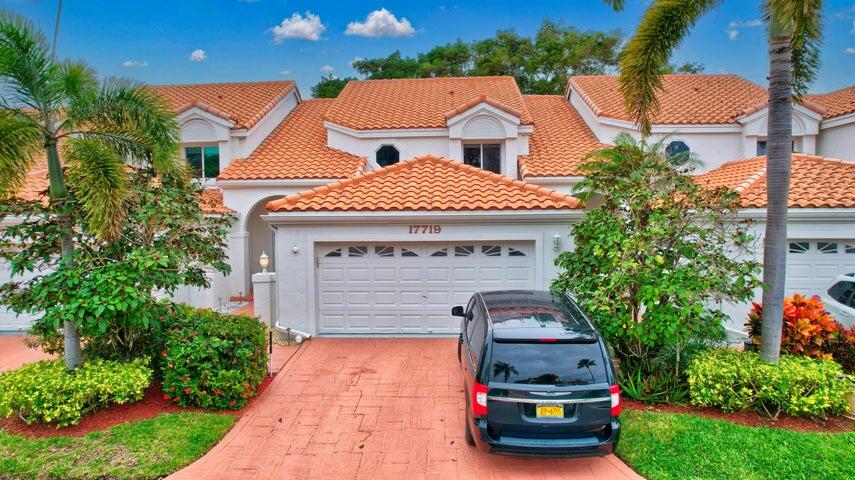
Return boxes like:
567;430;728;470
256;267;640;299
171;338;642;480
0;335;53;371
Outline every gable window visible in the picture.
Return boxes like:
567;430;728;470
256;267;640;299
463;144;501;174
184;145;220;181
665;141;690;159
376;145;400;168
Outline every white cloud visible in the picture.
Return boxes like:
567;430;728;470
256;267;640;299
345;8;415;37
726;19;762;41
845;47;855;54
189;49;207;62
279;69;292;75
320;64;335;74
121;60;148;68
271;12;325;43
348;56;364;67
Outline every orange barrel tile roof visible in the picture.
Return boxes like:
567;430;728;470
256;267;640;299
697;154;855;208
266;155;580;212
323;76;533;130
217;99;366;180
148;80;296;130
518;95;607;177
805;85;855;119
567;74;768;125
199;188;234;214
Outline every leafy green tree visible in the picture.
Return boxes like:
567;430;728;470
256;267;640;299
352;51;420;79
470;29;534;90
0;170;234;362
552;134;760;372
0;12;181;369
311;75;356;98
661;61;705;74
606;0;822;364
418;40;472;77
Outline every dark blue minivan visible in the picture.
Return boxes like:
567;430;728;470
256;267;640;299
453;290;621;457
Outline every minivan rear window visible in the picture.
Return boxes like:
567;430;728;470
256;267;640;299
489;342;607;386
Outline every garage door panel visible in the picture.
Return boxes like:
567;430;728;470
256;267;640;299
317;241;536;335
786;239;855;297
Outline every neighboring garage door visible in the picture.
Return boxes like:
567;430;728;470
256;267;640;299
786;240;855;297
317;242;535;335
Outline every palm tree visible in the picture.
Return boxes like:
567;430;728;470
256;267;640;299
604;0;822;363
492;361;518;383
0;11;182;370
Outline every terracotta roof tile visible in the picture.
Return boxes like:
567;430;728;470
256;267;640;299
149;80;296;130
697;154;855;208
805;85;855;119
324;77;532;130
266;155;580;212
199;188;234;214
518;95;607;177
217;99;365;180
567;75;768;125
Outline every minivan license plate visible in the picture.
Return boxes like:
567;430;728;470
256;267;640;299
535;404;564;418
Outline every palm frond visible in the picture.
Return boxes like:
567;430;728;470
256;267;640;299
55;60;98;100
64;77;182;179
64;138;128;240
766;0;822;97
602;0;625;12
0;110;42;199
619;0;722;136
0;10;60;112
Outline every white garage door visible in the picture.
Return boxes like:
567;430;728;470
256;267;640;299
316;242;536;335
786;240;855;296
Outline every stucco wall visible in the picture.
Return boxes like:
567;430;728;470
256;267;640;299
818;122;855;161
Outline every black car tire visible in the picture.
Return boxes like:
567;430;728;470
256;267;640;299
464;416;476;446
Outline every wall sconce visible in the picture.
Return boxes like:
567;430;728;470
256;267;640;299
259;251;269;273
552;234;562;252
291;245;300;254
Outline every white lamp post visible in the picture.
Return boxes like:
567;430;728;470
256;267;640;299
259;251;269;273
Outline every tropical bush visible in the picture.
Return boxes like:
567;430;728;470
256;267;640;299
746;294;841;358
827;325;855;373
0;358;151;427
161;305;269;410
688;349;851;419
552;135;760;401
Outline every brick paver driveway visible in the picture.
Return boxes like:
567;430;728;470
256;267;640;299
171;338;641;480
0;335;52;371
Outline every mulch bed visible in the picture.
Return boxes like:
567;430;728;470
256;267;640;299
624;399;855;433
1;375;277;439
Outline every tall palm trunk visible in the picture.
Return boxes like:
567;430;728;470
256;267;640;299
45;137;82;370
759;26;793;364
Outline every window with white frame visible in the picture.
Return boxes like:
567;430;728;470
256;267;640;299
184;145;220;181
463;143;501;174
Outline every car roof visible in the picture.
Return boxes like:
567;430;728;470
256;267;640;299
477;290;597;341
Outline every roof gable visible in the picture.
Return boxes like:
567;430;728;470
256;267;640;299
568;74;768;125
266;155;579;212
697;154;855;208
805;85;855;119
323;77;533;130
149;80;296;130
217;99;365;181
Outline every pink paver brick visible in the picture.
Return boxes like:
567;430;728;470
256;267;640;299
169;338;643;480
0;335;53;371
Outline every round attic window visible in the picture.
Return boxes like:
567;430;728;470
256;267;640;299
665;140;690;158
376;145;400;168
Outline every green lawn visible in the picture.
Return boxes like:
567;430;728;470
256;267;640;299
0;412;234;480
617;409;855;480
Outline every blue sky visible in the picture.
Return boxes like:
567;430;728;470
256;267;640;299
6;0;855;96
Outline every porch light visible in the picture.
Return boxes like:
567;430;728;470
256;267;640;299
259;251;269;273
552;234;562;252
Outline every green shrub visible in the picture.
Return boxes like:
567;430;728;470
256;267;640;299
161;305;269;410
0;358;151;427
687;349;852;419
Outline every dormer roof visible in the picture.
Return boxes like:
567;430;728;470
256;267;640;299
805;85;855;119
323;77;533;130
149;80;296;130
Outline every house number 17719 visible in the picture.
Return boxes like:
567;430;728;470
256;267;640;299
408;225;442;234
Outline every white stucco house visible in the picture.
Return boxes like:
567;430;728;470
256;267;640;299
3;74;854;336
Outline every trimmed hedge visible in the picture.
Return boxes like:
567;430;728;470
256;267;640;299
0;358;151;427
161;305;269;410
687;349;851;419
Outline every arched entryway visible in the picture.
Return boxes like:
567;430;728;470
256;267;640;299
244;196;282;295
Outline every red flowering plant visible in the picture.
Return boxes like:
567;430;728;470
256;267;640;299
161;304;269;410
746;294;842;358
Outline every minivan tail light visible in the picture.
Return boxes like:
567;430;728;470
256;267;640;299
610;384;621;416
472;381;488;417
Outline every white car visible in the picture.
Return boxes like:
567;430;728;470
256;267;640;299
820;274;855;328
